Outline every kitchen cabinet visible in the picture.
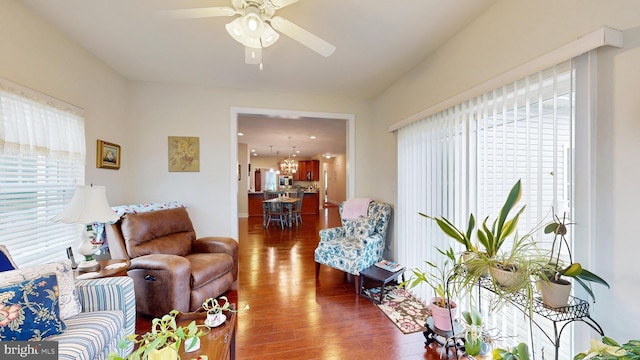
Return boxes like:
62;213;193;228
301;192;319;214
296;161;307;181
297;160;319;181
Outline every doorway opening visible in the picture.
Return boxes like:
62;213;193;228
230;107;355;239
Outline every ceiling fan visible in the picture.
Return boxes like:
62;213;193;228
159;0;336;66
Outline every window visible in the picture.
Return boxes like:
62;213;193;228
395;60;577;358
0;78;85;266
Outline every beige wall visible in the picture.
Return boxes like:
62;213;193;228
373;0;640;345
0;0;131;205
324;155;347;205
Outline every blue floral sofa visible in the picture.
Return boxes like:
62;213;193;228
314;201;391;293
0;246;136;360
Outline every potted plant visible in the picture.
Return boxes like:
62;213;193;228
108;310;207;360
403;246;464;331
461;308;498;356
201;295;250;328
537;212;610;308
574;336;640;359
493;342;531;360
476;180;527;260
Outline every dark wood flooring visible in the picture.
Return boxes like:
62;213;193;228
136;207;449;359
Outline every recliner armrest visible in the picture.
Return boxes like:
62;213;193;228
193;236;236;254
319;227;345;242
193;237;238;282
128;254;192;316
129;253;191;275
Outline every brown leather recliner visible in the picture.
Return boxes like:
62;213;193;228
105;207;238;318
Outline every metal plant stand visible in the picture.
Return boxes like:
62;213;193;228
476;275;604;360
427;271;605;360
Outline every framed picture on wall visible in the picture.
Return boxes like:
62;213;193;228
96;140;121;170
168;136;200;172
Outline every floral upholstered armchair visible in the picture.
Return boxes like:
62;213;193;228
314;201;391;293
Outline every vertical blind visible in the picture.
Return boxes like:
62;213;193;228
395;60;574;359
0;78;85;266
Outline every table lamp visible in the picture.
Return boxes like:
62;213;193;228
52;185;119;272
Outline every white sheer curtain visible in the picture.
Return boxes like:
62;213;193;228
0;78;85;266
395;60;575;359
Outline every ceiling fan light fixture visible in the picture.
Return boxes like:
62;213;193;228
260;24;280;48
226;18;261;48
241;6;264;36
245;46;262;64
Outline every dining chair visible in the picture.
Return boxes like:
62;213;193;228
289;190;304;226
263;191;279;200
266;199;287;229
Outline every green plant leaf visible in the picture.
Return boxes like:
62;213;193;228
577;268;610;288
466;214;476;244
516;342;530;360
544;222;559;234
603;336;621;347
493;348;508;359
573;276;596;302
496;180;522;236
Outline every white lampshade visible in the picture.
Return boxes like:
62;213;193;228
52;185;118;224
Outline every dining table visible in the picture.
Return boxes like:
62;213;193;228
262;197;298;228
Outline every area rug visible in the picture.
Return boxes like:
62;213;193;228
367;286;432;334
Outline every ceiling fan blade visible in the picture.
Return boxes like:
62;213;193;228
157;7;236;20
269;16;335;57
266;0;300;9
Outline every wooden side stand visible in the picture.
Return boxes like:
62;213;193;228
177;306;237;360
359;265;405;304
74;259;130;279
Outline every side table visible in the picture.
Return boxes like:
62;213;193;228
74;259;130;279
177;307;237;360
359;264;405;304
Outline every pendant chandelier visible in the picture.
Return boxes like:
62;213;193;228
280;138;298;175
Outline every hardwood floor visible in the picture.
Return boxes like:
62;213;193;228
137;207;448;359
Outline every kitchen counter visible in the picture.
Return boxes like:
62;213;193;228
248;191;320;216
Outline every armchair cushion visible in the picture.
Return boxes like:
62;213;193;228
0;259;81;319
121;208;195;258
343;216;376;241
49;310;123;360
0;273;66;341
0;245;17;271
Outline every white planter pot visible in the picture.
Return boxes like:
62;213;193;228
538;279;571;308
429;297;457;332
462;252;489;277
490;265;526;288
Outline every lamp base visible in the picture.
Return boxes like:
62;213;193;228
77;259;101;273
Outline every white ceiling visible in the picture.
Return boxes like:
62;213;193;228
19;0;497;158
238;114;347;159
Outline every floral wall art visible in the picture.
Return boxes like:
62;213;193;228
168;136;200;172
